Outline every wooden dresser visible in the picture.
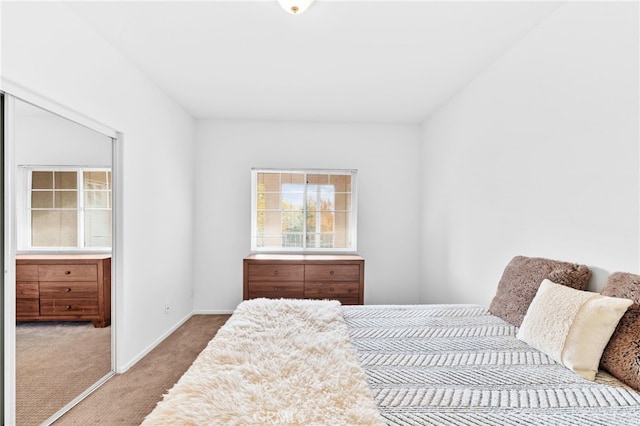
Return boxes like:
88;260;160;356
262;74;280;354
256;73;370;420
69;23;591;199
16;254;111;328
243;254;364;305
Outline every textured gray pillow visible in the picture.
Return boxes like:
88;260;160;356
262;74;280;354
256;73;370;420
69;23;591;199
488;256;591;327
600;272;640;391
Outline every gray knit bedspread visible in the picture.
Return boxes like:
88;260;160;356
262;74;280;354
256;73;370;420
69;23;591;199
343;304;640;426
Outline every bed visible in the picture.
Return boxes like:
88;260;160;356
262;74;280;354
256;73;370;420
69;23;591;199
142;256;640;425
345;303;640;425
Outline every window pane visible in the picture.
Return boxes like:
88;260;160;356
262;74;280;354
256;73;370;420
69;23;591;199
307;174;329;185
84;171;109;190
282;210;303;248
281;186;303;211
54;190;77;208
330;174;351;192
84;210;112;247
258;173;281;191
282;211;304;233
256;211;265;235
258;211;283;248
85;190;109;208
263;192;280;210
55;171;77;189
320;210;334;232
334;193;351;211
32;171;53;189
281;173;304;185
306;233;334;248
32;191;53;208
32;210;77;247
306;209;316;232
333;212;350;248
311;185;334;208
60;211;78;246
32;210;57;245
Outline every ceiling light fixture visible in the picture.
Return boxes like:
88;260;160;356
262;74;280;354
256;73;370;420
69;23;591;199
277;0;315;15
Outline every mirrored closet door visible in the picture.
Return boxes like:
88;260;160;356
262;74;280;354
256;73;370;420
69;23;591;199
11;98;115;426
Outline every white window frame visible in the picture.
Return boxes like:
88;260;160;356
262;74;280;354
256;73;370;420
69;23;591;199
251;168;358;253
18;165;112;252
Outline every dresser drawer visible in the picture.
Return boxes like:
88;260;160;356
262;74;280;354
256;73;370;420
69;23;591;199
40;282;98;299
305;264;360;282
248;281;304;299
38;264;97;282
16;298;39;316
40;299;99;316
16;282;39;299
304;282;360;299
248;264;304;282
16;264;38;281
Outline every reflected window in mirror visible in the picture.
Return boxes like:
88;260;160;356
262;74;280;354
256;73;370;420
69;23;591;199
18;166;112;250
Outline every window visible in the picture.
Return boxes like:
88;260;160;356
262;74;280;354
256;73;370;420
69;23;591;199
20;167;112;250
251;169;357;252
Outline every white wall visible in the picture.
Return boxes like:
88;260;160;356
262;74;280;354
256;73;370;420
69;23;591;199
14;102;112;167
193;120;422;311
420;1;639;306
2;2;196;372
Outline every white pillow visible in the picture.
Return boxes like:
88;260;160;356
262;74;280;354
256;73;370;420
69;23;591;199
516;279;632;380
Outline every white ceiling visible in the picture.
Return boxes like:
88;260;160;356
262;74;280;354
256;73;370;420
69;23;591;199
67;1;564;123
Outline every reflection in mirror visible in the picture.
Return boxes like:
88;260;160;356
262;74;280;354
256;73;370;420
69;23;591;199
13;99;113;425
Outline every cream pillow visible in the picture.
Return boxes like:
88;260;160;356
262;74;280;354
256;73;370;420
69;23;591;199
516;279;632;380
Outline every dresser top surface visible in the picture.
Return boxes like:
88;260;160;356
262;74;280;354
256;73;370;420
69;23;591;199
245;254;363;261
16;254;111;261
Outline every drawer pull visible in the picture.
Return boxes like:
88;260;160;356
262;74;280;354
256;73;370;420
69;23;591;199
273;287;279;292
65;305;72;310
65;288;72;292
329;287;335;292
274;270;279;275
65;271;71;275
330;271;334;275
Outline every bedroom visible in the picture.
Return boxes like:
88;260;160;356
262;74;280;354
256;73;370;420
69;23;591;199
1;0;638;424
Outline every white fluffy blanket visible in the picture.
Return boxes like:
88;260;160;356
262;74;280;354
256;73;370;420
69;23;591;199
142;298;383;425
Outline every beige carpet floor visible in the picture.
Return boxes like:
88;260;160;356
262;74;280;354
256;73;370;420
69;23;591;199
16;321;112;426
54;314;230;425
